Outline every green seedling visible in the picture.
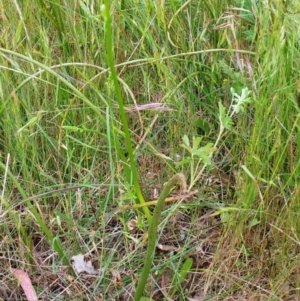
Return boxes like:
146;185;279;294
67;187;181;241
177;135;216;190
178;257;193;284
177;88;252;191
168;257;194;299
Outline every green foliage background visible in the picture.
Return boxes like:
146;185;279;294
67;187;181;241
0;0;300;299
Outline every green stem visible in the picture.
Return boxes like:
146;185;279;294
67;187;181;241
134;173;187;301
102;1;151;222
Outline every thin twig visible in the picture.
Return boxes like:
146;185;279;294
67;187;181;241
120;189;198;210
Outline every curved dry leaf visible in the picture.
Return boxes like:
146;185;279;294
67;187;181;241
127;218;138;231
11;269;38;301
157;244;179;252
126;103;174;112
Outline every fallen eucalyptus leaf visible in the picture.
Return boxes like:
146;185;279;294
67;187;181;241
11;269;38;301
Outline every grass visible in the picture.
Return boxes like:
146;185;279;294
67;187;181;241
0;0;300;300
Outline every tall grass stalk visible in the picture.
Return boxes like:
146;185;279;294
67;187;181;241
102;1;151;222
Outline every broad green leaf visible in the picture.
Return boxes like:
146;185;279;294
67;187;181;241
191;143;215;164
182;134;190;148
220;212;230;224
118;190;136;201
179;143;192;153
179;257;193;283
219;101;233;130
247;217;260;228
192;136;203;150
175;157;192;168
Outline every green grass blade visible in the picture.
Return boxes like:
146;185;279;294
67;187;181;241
102;2;151;222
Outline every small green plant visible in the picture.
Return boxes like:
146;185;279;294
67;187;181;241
168;257;194;298
177;135;216;189
178;257;193;284
177;87;252;191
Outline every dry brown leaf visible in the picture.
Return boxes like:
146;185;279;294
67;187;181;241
157;244;179;252
127;218;138;231
11;269;38;301
71;254;101;275
126;103;174;112
111;270;122;287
